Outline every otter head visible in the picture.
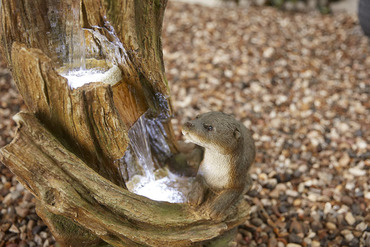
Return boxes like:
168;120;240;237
182;112;243;155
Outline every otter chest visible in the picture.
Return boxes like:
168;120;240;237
198;151;231;189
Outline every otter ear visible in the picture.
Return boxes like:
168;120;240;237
233;128;241;140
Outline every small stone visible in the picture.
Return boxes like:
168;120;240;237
263;47;275;58
298;183;305;193
32;225;47;235
9;224;20;233
270;189;280;199
1;223;11;232
15;182;24;191
348;167;366;176
34;235;43;245
345;212;356;225
351;203;362;215
236;233;243;243
341;195;353;205
355;222;367;231
269;237;278;247
286;244;301;247
286;189;299;197
278;204;289;214
43;239;50;247
10;190;21;200
288;233;302;244
290;220;303;234
324;202;332;214
40;231;48;239
275;184;287;191
311;221;323;232
339;153;350;166
344;233;354;242
349;238;359;247
251;217;263;227
307;193;319;202
267;178;278;189
277;242;285;247
15;206;29;218
27;220;35;231
23;191;34;202
311;241;320;247
3;193;13;205
293;199;301;207
365;192;370;200
19;240;28;247
20;232;27;241
326;222;337;230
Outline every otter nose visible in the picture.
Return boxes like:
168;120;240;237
184;121;194;128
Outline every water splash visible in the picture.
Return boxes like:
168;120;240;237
122;112;192;203
128;169;192;203
60;63;122;89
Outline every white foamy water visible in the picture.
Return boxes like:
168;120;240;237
61;65;122;89
128;170;192;203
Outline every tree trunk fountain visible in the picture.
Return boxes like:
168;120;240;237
0;0;250;246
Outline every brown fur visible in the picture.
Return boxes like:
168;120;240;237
182;112;255;218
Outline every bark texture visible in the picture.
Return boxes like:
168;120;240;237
0;0;250;246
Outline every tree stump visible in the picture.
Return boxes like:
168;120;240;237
0;1;250;246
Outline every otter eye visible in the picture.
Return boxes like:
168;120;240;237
203;124;213;131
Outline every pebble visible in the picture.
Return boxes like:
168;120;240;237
365;192;370;200
311;241;320;247
288;233;302;244
3;193;13;205
326;222;337;231
345;212;356;226
348;167;366;176
341;195;353;205
268;237;278;247
355;222;367;231
15;206;29;218
251;218;263;227
344;233;354;242
286;190;299;197
8;224;19;234
286;244;301;247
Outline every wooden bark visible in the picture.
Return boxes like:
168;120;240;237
0;0;250;246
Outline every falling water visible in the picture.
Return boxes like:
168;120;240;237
128;113;156;181
123;112;192;203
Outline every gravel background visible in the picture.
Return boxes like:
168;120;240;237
1;1;369;246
